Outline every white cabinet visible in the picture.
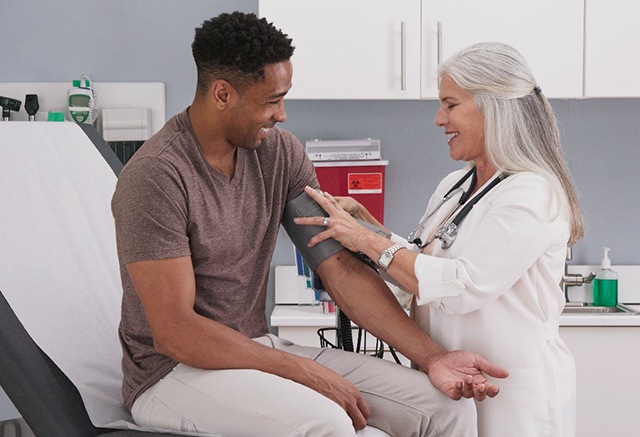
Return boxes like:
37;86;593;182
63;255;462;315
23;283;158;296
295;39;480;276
259;0;583;99
259;0;422;99
584;0;640;97
420;0;584;98
560;326;640;437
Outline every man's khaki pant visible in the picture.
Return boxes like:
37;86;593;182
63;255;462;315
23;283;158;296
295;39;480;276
132;335;477;437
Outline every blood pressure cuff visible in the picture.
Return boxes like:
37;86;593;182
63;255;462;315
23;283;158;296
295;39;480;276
282;191;344;271
282;192;390;271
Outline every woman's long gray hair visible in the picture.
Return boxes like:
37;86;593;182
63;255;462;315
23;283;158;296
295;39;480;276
439;42;584;244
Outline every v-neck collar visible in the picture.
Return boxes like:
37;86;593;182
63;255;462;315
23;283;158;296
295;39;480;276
201;147;246;187
181;111;246;188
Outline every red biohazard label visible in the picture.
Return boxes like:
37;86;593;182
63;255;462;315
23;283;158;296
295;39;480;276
347;173;383;194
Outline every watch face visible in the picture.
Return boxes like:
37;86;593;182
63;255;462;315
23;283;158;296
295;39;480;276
378;244;403;271
378;251;392;270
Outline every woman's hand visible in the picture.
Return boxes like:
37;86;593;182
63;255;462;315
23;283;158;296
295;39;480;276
294;186;371;252
337;194;388;231
335;196;361;217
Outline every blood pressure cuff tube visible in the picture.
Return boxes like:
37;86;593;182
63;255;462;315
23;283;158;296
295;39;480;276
282;191;345;271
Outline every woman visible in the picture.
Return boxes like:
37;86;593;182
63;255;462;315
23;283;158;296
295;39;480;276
295;42;583;437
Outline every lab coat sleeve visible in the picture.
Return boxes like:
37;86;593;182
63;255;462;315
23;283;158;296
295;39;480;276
390;233;412;248
414;173;566;314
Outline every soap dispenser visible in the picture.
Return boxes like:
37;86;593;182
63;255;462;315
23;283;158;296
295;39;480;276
592;247;618;307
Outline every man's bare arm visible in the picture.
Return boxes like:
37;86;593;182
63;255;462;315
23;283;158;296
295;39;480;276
315;250;508;400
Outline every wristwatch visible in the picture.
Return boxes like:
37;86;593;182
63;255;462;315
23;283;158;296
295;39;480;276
377;244;405;271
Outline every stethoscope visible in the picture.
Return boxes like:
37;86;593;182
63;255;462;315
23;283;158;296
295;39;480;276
407;167;509;250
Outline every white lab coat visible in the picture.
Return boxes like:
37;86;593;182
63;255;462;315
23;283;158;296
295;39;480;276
392;168;576;437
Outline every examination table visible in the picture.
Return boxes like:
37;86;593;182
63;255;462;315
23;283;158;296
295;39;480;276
0;122;187;436
0;122;388;437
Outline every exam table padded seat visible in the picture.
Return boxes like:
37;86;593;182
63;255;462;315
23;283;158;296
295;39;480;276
0;290;178;437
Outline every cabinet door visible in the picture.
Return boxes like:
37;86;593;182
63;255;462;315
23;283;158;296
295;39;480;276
259;0;421;99
561;327;640;437
421;0;584;98
585;0;640;97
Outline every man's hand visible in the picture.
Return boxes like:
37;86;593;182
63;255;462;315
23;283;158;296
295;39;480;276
424;350;509;401
301;359;371;430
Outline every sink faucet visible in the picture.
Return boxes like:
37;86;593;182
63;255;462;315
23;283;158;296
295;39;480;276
561;246;596;303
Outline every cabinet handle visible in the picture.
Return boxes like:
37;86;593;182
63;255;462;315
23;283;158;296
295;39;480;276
401;21;407;91
437;21;442;89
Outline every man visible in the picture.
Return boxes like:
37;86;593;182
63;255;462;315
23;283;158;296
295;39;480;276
112;11;508;436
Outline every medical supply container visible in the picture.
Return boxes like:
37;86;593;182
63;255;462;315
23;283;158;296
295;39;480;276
313;160;388;224
593;247;618;307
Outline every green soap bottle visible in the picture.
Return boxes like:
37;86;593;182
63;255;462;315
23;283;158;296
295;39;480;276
592;247;618;307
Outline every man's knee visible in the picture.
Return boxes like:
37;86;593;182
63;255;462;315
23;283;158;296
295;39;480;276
433;397;477;436
274;389;356;437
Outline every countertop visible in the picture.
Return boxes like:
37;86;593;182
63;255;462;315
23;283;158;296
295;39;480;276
560;304;640;326
271;304;640;328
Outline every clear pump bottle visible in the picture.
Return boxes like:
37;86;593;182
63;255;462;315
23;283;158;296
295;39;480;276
592;247;618;307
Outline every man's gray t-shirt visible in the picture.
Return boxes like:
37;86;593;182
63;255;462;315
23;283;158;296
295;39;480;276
111;110;317;411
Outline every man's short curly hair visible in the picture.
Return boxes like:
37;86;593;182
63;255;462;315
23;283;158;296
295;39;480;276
192;12;295;95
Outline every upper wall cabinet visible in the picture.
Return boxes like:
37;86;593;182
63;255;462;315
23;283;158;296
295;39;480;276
259;0;583;99
259;0;422;99
420;0;584;99
585;0;640;97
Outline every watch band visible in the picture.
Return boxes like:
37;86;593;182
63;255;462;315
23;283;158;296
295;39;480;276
377;243;405;271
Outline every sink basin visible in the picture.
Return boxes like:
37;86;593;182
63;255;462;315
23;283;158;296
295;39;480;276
562;303;639;315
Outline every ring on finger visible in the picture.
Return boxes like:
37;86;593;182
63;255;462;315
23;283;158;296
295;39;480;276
322;217;330;227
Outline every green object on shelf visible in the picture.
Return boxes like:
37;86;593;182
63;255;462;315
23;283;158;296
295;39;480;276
47;112;65;122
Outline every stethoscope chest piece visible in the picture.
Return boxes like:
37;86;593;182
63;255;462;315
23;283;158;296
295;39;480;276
433;222;458;249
